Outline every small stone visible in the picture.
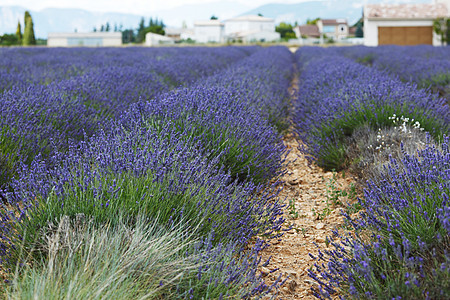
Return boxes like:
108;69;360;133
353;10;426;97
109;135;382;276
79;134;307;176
316;236;325;243
288;179;299;185
288;280;298;291
286;269;297;278
282;286;290;293
261;267;270;276
315;223;325;230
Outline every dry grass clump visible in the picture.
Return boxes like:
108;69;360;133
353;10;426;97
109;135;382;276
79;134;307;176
347;119;436;186
1;214;198;300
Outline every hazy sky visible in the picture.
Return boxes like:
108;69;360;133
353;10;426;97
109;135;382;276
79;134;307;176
1;0;313;14
0;0;425;15
1;0;434;20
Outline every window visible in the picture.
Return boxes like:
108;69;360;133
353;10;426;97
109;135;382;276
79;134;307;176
67;38;103;46
323;26;335;33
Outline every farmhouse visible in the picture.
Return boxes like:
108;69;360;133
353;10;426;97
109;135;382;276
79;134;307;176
363;1;449;46
193;20;224;43
47;32;122;47
223;15;280;43
316;19;349;41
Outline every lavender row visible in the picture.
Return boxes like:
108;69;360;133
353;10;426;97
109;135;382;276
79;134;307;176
0;46;292;298
293;46;449;171
334;45;450;101
125;46;293;183
0;47;257;92
0;47;254;188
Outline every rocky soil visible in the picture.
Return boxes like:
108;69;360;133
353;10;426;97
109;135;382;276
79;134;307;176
260;132;358;299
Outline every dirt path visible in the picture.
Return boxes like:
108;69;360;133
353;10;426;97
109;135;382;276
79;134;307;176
261;133;356;299
259;68;357;299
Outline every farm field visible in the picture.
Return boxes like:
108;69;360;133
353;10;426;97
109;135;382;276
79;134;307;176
0;45;449;299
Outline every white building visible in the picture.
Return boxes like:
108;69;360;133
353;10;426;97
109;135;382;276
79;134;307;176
193;20;224;43
316;19;349;41
364;1;449;46
47;32;122;47
223;15;280;42
145;32;175;46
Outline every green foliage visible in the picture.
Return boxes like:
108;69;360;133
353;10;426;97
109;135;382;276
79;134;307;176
23;11;36;46
0;126;22;187
0;34;20;46
306;18;320;25
210;15;218;20
355;54;374;66
122;29;136;44
433;17;450;45
355;22;363;38
136;17;166;43
16;21;22;44
276;22;296;40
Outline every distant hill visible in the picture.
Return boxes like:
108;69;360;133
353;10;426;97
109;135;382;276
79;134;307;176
240;0;433;25
242;1;361;25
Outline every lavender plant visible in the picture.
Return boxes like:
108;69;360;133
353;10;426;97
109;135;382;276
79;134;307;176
335;45;450;102
309;136;450;299
0;47;254;188
294;48;449;171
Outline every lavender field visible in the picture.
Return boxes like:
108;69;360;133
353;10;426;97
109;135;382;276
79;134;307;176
0;45;448;299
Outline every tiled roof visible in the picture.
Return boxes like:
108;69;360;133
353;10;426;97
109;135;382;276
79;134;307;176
365;3;448;19
321;19;347;25
298;25;320;37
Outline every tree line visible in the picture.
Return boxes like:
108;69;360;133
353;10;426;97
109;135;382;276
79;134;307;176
94;17;166;44
0;11;36;46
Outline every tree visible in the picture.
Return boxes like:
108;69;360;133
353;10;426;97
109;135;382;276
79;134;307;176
276;22;296;40
257;13;263;17
122;29;135;44
23;11;36;45
210;15;218;20
16;21;22;44
105;22;110;32
433;17;449;46
306;18;320;25
137;17;146;43
355;22;363;38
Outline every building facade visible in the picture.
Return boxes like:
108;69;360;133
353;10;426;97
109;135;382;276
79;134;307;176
223;15;280;43
145;32;175;46
316;19;349;41
193;20;224;43
364;2;448;46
